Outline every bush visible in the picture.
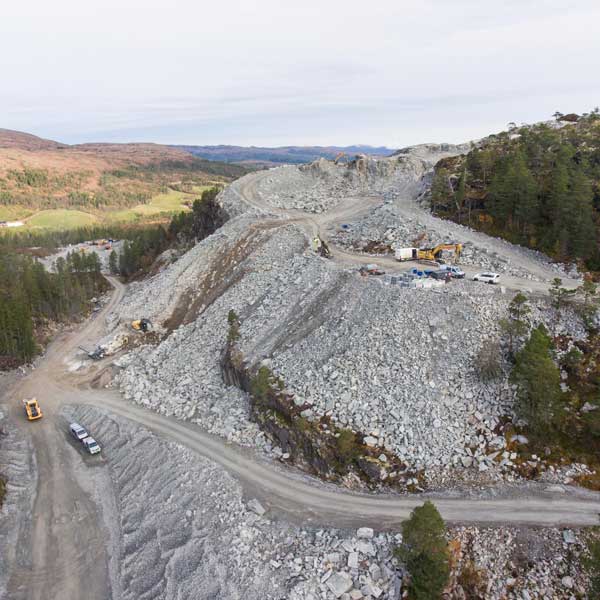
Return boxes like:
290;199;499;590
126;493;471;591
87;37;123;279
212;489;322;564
405;551;450;600
458;560;488;599
584;537;600;598
227;309;240;342
335;429;359;465
250;366;273;403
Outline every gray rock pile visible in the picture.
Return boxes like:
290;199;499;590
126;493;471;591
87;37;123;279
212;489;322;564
108;147;586;485
63;405;403;599
57;406;598;600
450;525;590;599
259;279;515;471
328;201;571;282
252;145;469;215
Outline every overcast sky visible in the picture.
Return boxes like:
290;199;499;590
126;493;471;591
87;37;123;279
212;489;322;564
1;0;599;147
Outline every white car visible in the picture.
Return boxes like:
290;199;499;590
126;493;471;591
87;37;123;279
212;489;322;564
473;272;500;284
82;436;101;455
69;422;89;441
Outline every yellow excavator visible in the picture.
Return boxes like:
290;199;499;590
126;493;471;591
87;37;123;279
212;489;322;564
311;236;332;259
418;243;463;264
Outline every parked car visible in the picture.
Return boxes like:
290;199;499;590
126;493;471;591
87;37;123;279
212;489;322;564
439;265;465;279
69;422;89;441
82;437;101;455
473;272;500;284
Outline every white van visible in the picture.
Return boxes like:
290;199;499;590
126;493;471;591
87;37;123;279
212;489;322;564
439;265;465;279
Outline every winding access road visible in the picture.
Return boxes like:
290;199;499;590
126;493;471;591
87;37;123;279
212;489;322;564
1;163;595;599
237;168;581;294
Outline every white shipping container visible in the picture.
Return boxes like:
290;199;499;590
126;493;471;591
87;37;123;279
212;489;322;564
395;247;417;261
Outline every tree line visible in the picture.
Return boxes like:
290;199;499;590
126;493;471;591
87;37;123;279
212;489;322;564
110;187;225;278
477;280;600;463
0;250;108;368
431;110;600;268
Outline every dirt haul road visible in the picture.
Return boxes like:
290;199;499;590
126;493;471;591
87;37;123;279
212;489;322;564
237;169;581;294
2;278;125;600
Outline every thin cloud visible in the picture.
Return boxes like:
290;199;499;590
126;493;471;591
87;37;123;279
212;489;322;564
0;0;598;146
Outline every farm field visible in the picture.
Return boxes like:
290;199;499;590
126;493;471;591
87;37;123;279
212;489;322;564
0;185;213;231
24;209;98;230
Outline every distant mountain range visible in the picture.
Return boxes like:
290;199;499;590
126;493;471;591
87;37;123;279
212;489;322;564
172;144;396;166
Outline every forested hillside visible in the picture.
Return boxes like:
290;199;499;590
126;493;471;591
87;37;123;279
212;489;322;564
430;110;600;269
0;251;108;368
0;129;247;222
0;186;226;367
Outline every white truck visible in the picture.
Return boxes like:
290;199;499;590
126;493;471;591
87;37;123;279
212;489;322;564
394;247;418;261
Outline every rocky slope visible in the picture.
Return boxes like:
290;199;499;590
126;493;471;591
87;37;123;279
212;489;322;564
64;404;403;600
108;148;587;489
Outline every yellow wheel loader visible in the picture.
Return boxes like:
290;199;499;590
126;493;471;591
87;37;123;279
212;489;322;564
131;318;152;333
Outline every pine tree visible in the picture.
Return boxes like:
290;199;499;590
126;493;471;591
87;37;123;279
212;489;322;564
454;169;467;223
511;325;562;436
543;148;571;255
109;250;118;274
510;150;539;235
396;501;449;600
566;166;596;259
499;292;530;357
430;168;452;213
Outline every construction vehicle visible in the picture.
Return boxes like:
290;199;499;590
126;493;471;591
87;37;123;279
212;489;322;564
79;345;106;360
311;237;332;259
395;243;463;264
131;318;152;333
359;264;385;276
419;243;463;263
22;398;43;421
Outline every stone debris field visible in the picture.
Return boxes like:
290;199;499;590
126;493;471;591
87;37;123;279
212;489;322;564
90;146;595;598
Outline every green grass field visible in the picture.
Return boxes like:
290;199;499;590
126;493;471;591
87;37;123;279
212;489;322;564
107;188;195;223
25;209;98;230
0;186;212;231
